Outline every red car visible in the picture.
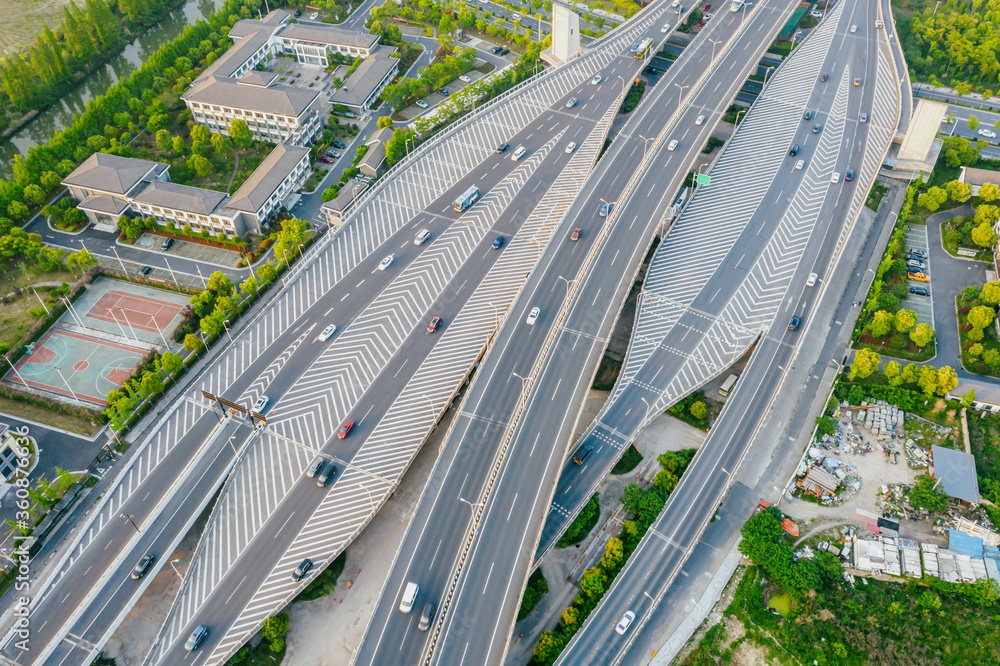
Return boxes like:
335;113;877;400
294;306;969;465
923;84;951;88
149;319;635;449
427;316;442;333
570;228;582;241
696;19;706;27
703;3;711;9
337;420;354;439
319;155;334;163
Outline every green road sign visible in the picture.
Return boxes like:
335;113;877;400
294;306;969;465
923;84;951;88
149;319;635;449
696;173;711;185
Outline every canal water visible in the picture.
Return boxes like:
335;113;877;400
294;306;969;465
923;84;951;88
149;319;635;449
0;0;228;178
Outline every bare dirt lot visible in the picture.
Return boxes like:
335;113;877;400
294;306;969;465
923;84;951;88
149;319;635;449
0;0;75;55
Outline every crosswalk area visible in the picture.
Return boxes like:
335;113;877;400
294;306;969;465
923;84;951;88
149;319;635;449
188;97;624;666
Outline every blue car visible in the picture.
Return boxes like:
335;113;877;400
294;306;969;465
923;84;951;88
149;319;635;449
492;235;505;249
599;202;612;217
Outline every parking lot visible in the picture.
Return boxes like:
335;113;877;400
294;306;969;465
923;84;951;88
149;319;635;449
135;233;243;268
903;225;934;326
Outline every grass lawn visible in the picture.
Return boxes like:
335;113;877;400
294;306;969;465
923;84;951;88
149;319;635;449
0;0;75;58
865;180;889;211
0;283;71;349
611;444;642;474
854;330;935;362
0;394;99;436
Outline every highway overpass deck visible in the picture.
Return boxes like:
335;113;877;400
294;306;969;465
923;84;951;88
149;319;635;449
555;0;900;661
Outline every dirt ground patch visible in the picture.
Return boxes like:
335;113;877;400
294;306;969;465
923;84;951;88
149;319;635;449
0;0;75;55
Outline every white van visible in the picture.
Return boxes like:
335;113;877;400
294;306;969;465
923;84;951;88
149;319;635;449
511;145;527;161
399;582;419;613
414;229;431;245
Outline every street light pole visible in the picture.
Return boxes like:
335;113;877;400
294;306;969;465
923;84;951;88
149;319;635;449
708;38;721;64
54;367;79;402
637;134;655;161
222;319;234;343
120;513;140;534
169;558;185;581
674;82;689;109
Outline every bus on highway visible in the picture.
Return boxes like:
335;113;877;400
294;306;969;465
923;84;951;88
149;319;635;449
453;185;480;212
729;0;745;11
634;38;653;59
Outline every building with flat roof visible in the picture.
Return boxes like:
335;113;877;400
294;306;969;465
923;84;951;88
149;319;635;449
931;445;980;504
329;50;399;113
958;166;999;196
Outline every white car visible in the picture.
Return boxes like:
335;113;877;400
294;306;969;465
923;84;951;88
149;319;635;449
318;324;337;341
378;254;394;270
526;307;540;325
460;75;471;83
565;141;577;154
511;145;527;161
875;19;883;28
416;100;429;109
667;139;678;151
694;115;705;126
806;272;818;287
661;23;670;33
252;395;269;413
615;610;635;635
830;172;841;184
591;75;602;85
310;12;319;19
795;159;804;170
978;128;998;139
850;24;857;33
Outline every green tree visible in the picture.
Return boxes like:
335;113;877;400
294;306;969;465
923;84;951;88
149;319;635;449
849;348;881;380
621;483;665;525
895;309;917;333
172;135;186;153
917;364;938;396
533;631;567;666
968;305;995;330
979;182;1000;203
908;474;948;512
155;129;172;150
188;154;212;178
211;132;232;155
376;116;394;130
207;271;234;295
258;263;277;284
982;282;1000;306
689;401;707;420
868;310;894;337
183;333;204;352
66;248;98;272
229;118;253;148
579;567;607;599
261;613;290;643
161;351;183;375
968;115;981;130
140;370;164;396
961;389;977;408
972;221;998;248
917;187;948;211
969;343;985;358
945;180;972;203
883;359;901;381
937;365;958;396
985;348;1000;368
559;606;579;628
910;322;935;347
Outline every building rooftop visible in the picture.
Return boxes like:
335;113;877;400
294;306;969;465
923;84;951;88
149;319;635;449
239;71;280;87
358;127;394;173
329;50;399;109
77;194;131;216
897;99;948;163
322;181;369;215
959;166;1000;189
278;23;379;49
63;153;167;196
183;75;320;117
932;445;980;504
132;181;231;217
228;143;310;213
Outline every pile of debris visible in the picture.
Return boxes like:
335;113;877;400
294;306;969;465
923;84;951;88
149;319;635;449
857;401;904;438
795;454;861;505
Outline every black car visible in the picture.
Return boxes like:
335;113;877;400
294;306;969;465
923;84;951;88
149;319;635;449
905;253;925;262
788;315;801;331
291;558;313;581
439;88;450;96
909;287;931;296
845;170;854;181
492;46;503;54
161;238;174;251
294;9;301;17
499;47;510;55
803;110;813;120
131;554;155;580
418;602;436;631
496;143;509;153
789;144;799;156
140;266;152;276
333;141;347;149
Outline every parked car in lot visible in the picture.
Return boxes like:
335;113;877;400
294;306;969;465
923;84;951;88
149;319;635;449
908;248;927;258
333;141;347;149
910;286;931;296
908;271;930;282
460;75;471;83
318;324;337;341
788;315;802;331
309;12;319;19
327;150;341;159
319;155;334;163
131;554;154;580
415;100;429;109
499;47;509;55
161;238;174;251
616;611;635;635
140;266;152;276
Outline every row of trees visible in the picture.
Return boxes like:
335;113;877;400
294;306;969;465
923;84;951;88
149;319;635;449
849;347;960;398
104;349;186;430
381;48;478;111
532;450;696;665
0;0;188;124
